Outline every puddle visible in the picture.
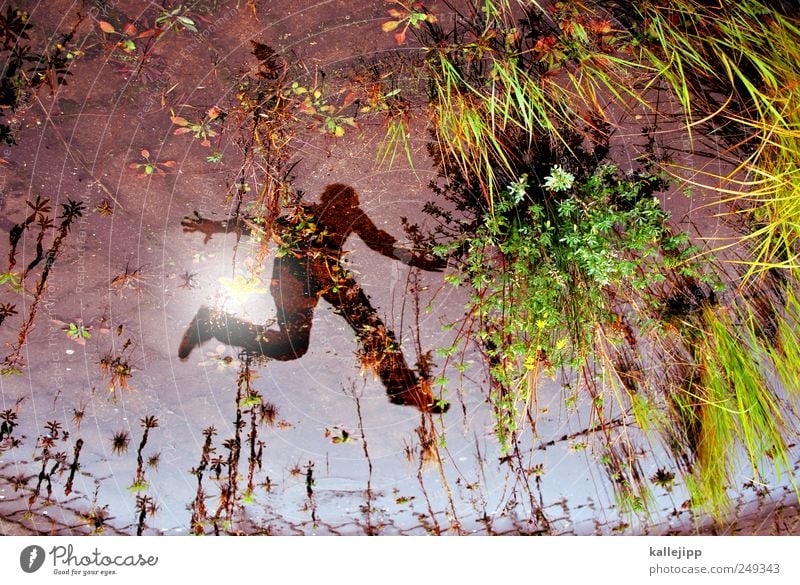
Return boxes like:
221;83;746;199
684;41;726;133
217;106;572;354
1;0;798;535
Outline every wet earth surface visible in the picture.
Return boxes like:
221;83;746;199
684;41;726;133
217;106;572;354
1;0;799;535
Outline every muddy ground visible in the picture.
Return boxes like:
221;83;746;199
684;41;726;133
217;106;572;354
0;0;798;535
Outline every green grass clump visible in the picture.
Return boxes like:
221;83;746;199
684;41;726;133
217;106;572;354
689;306;793;515
418;0;645;206
625;0;800;515
631;0;800;277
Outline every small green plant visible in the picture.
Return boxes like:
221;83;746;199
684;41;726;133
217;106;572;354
155;5;197;33
128;480;148;493
170;107;222;147
444;164;684;449
100;350;134;394
542;166;575;192
66;322;91;342
242;489;256;505
241;392;261;408
0;302;17;326
382;1;437;44
0;6;31;50
111;431;130;455
325;426;354;444
0;272;22;292
128;149;176;177
98;20;147;53
650;468;676;491
94;199;114;216
287;82;357;137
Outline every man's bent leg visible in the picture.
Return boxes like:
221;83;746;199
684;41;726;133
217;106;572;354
179;261;318;360
321;276;448;413
178;306;314;360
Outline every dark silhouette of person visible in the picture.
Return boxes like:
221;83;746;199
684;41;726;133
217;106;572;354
178;184;449;413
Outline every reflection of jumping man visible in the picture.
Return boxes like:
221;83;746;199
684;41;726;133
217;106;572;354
178;184;448;413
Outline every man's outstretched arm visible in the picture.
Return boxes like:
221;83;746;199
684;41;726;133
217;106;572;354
352;213;446;272
181;212;262;243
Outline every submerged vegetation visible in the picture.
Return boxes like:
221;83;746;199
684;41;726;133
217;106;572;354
1;0;800;534
381;0;800;517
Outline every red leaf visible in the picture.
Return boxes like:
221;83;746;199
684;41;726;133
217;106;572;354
589;19;612;35
298;102;315;115
173;127;192;135
137;28;156;38
170;116;189;126
341;90;358;110
395;29;407;44
99;21;116;34
161;160;177;167
123;23;137;36
200;139;211;148
140;148;150;158
128;163;140;169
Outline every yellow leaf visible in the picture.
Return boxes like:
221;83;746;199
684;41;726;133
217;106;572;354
99;21;116;34
382;20;400;32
